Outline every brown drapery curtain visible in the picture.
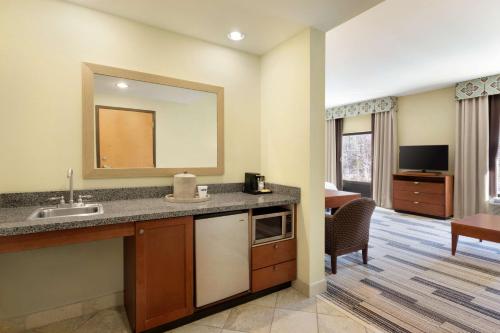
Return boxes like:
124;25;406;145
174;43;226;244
454;96;489;218
335;118;343;189
489;95;500;197
371;109;398;208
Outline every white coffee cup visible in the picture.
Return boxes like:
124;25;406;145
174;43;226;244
197;185;208;198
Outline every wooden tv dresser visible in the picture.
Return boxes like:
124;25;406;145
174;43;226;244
392;173;453;219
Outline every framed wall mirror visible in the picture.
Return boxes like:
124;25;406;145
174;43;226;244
82;63;224;178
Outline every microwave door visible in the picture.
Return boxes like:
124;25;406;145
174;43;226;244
253;215;284;244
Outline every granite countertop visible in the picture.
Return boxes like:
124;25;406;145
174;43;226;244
0;192;299;236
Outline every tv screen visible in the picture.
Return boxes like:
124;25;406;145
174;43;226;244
399;145;448;171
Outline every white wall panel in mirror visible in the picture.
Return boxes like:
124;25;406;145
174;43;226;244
94;74;217;169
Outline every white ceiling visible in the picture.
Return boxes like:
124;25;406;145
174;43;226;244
65;0;382;55
94;74;210;104
326;0;500;107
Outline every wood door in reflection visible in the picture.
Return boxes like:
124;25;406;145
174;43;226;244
96;106;156;168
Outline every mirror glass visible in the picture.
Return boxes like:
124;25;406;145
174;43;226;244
93;74;218;169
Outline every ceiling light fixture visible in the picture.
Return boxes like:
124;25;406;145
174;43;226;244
116;82;129;89
227;31;245;41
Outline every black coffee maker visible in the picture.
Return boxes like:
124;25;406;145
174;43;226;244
243;172;272;195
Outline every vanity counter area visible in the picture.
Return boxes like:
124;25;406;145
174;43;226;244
0;183;300;332
0;189;299;237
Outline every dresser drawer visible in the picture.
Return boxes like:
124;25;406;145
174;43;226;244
252;260;296;292
393;199;445;217
393;190;445;205
252;239;296;270
394;180;444;194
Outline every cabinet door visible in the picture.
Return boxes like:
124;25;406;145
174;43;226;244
135;216;193;331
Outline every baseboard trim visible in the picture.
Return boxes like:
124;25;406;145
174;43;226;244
292;278;326;297
1;291;123;331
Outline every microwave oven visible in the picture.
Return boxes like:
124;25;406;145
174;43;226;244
252;207;294;245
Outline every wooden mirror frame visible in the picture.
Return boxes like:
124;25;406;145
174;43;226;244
82;63;224;178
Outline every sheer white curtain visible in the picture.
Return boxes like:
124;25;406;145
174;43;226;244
372;109;398;208
325;119;337;185
454;96;489;218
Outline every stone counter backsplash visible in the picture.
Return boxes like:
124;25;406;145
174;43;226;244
0;183;300;208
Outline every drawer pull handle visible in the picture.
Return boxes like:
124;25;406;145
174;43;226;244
413;201;419;204
414;192;420;194
413;182;420;185
274;244;279;249
139;229;145;235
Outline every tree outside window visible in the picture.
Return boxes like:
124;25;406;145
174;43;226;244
342;133;372;183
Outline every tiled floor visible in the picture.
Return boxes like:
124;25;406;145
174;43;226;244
20;288;381;333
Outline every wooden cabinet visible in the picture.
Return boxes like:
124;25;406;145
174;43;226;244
251;239;297;292
252;260;296;292
125;216;194;332
252;239;296;270
393;173;453;218
251;205;297;293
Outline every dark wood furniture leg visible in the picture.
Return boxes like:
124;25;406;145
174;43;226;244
451;233;458;256
362;246;368;264
331;255;337;274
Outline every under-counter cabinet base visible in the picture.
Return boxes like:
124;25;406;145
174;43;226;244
0;203;298;333
124;216;194;332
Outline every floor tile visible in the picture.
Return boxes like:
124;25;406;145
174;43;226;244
191;310;231;328
275;288;317;313
32;314;93;333
245;292;278;308
270;309;317;333
316;298;347;317
224;304;274;333
221;330;247;333
167;324;222;333
26;303;83;329
318;314;366;333
73;308;131;333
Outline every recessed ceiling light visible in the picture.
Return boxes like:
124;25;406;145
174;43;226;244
116;82;128;89
227;31;245;41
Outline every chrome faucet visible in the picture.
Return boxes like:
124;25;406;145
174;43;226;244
67;168;74;205
46;168;92;207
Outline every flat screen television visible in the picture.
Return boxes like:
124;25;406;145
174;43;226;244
399;145;448;171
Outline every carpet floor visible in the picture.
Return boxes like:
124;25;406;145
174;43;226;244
321;208;500;333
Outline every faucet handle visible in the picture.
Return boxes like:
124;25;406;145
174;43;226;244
77;195;93;203
47;196;65;204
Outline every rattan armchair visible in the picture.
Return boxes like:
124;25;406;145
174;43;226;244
325;198;376;274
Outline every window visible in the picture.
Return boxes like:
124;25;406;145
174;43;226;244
342;133;372;182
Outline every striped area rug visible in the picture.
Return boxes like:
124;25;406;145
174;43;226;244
321;208;500;333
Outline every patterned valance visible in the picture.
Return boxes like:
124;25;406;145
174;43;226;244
456;74;500;100
325;96;397;120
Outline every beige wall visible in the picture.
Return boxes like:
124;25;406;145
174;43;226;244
398;86;456;172
343;114;371;134
0;0;260;319
261;29;326;295
0;0;260;193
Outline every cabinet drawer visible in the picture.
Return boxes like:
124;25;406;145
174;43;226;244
252;239;296;270
393;190;444;205
252;260;296;292
394;199;444;217
394;180;444;194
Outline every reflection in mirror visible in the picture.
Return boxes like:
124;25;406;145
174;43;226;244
93;74;218;169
